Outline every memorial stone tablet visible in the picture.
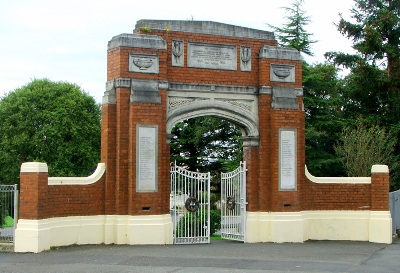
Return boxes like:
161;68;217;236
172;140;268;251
137;125;158;192
279;129;297;190
187;42;237;70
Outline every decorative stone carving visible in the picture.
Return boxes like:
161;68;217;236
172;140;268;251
168;97;209;110
240;46;251;72
270;64;295;83
129;53;159;74
172;40;184;67
216;99;253;113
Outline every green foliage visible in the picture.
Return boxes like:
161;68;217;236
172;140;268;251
170;116;243;194
176;208;220;237
0;79;101;185
327;0;400;115
303;61;346;176
334;119;399;188
267;0;316;56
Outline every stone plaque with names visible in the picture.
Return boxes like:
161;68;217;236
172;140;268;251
279;129;297;190
187;42;237;70
137;125;158;192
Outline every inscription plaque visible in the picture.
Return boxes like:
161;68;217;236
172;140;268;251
279;129;297;190
187;42;237;70
137;125;158;192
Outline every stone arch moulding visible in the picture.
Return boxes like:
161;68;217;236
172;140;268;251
166;82;259;145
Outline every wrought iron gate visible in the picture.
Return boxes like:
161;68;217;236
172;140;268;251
0;184;18;243
170;163;210;244
221;161;247;242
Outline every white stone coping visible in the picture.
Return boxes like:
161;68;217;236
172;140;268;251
21;162;49;173
305;165;371;184
48;163;105;185
371;165;389;173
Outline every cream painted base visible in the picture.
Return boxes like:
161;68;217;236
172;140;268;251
246;211;392;244
15;214;173;253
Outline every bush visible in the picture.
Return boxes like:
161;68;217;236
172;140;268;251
176;209;221;237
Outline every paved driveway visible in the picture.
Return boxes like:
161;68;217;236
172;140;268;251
1;239;399;272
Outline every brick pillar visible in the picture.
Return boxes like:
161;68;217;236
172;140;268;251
370;165;390;211
19;162;49;220
242;140;260;212
369;164;392;244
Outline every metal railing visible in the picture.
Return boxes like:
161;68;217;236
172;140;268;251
390;189;400;235
0;184;18;243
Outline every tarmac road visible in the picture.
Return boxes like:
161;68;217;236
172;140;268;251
1;239;400;273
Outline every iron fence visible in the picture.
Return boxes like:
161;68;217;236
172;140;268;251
0;184;18;243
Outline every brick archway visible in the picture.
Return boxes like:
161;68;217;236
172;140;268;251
102;19;306;243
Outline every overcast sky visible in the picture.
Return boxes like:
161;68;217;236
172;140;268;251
0;0;356;103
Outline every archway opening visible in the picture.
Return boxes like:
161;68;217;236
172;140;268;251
169;116;244;239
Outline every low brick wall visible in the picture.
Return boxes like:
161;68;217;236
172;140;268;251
19;163;106;220
302;165;389;211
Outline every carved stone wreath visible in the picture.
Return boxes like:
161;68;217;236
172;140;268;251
226;196;236;210
185;196;200;213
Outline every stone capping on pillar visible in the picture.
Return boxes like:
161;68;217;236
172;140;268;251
107;33;166;51
21;162;48;173
371;165;389;173
259;46;301;60
305;165;371;184
48;163;106;185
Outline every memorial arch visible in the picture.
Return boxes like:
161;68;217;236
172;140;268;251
14;20;392;252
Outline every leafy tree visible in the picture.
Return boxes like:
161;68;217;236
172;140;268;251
303;62;346;176
334;119;399;189
326;0;400;115
0;79;101;185
170;116;243;193
267;0;317;56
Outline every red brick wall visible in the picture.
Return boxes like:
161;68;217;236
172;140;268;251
302;170;389;211
19;171;105;219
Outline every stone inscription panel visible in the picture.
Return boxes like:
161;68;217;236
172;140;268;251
187;42;237;70
279;129;297;191
137;125;158;192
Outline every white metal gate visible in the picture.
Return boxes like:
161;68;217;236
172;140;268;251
0;184;18;244
221;161;247;242
170;163;210;244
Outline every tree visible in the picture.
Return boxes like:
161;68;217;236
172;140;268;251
334;119;399;189
303;62;346;176
0;79;101;185
170;116;243;193
326;0;400;115
267;0;317;56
